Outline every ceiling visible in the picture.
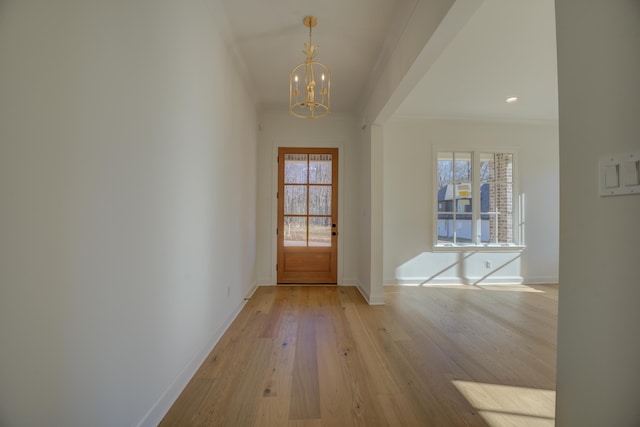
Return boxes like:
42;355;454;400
220;0;558;122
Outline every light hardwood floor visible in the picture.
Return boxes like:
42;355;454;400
160;284;558;426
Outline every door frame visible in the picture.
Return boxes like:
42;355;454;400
270;140;344;286
277;147;338;284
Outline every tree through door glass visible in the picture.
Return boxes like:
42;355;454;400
284;153;333;247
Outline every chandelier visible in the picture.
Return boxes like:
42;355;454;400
289;16;331;119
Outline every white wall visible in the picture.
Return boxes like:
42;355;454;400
354;124;386;304
0;1;257;426
382;118;559;285
357;124;374;300
359;0;460;124
255;112;361;289
555;1;640;425
355;0;467;304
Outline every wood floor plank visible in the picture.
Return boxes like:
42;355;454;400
315;293;357;425
161;284;559;426
259;289;288;339
287;420;321;427
377;393;429;427
254;288;300;426
288;288;321;420
158;378;212;426
220;337;273;426
342;301;402;397
159;290;274;426
330;288;397;425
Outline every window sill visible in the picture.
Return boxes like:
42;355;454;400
433;244;525;252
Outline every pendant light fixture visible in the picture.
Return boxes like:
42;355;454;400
289;16;331;119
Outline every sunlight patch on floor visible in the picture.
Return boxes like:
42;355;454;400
453;380;556;427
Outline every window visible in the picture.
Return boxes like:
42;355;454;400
436;151;518;247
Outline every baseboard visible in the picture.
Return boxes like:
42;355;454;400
523;276;559;285
467;276;524;285
347;280;385;305
352;280;370;303
367;293;385;305
390;276;524;286
339;279;360;287
137;283;258;427
386;273;555;286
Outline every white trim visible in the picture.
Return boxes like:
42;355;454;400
523;276;559;285
432;147;521;247
432;245;525;252
391;276;524;286
362;286;385;305
352;280;369;301
368;295;385;305
339;279;361;287
347;280;385;305
137;284;258;427
270;140;346;287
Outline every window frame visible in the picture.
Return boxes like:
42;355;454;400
433;147;524;250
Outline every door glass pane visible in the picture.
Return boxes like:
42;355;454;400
480;183;513;244
480;153;495;182
481;183;491;214
309;217;331;246
284;154;308;184
437;215;454;243
309;185;331;215
455;182;472;244
437;183;453;213
309;154;332;184
284;185;307;214
284;216;307;246
437;152;453;182
480;213;496;243
456;216;473;243
455;183;472;203
480;153;513;184
455;152;472;182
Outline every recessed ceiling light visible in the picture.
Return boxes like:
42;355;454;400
506;97;518;103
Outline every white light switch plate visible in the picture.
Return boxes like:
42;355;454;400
623;160;640;186
600;152;640;197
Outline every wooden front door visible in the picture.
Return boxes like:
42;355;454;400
277;147;338;284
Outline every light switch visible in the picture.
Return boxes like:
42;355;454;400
605;164;619;188
600;151;640;197
623;160;639;187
